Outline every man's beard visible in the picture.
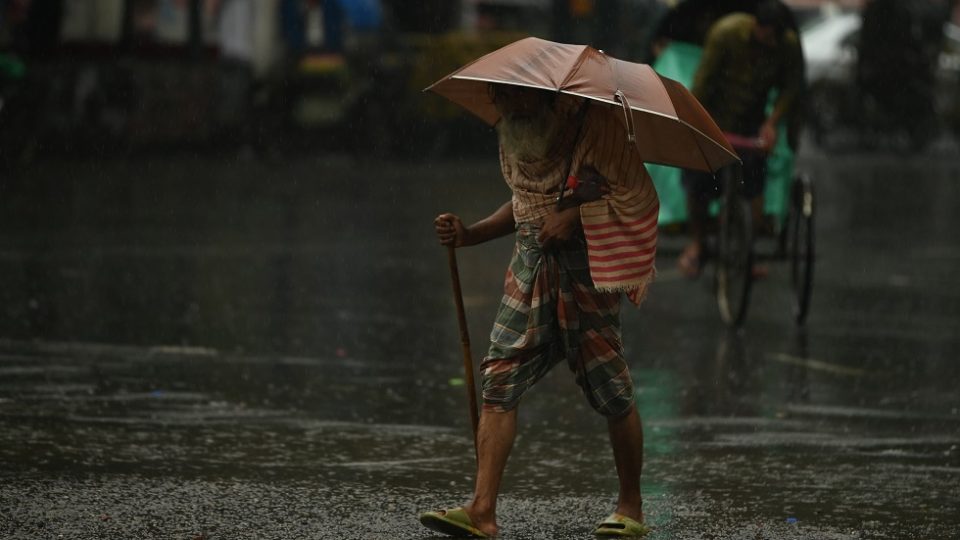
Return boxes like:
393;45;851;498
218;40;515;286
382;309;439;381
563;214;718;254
496;106;561;161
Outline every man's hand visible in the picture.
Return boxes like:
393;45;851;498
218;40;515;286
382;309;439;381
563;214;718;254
758;120;778;153
435;213;470;247
537;206;580;249
434;201;516;249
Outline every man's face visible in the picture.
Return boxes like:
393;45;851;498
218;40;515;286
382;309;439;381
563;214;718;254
492;85;560;161
753;23;779;47
492;85;550;121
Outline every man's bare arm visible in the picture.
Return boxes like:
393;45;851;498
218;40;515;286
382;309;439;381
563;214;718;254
435;201;515;248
